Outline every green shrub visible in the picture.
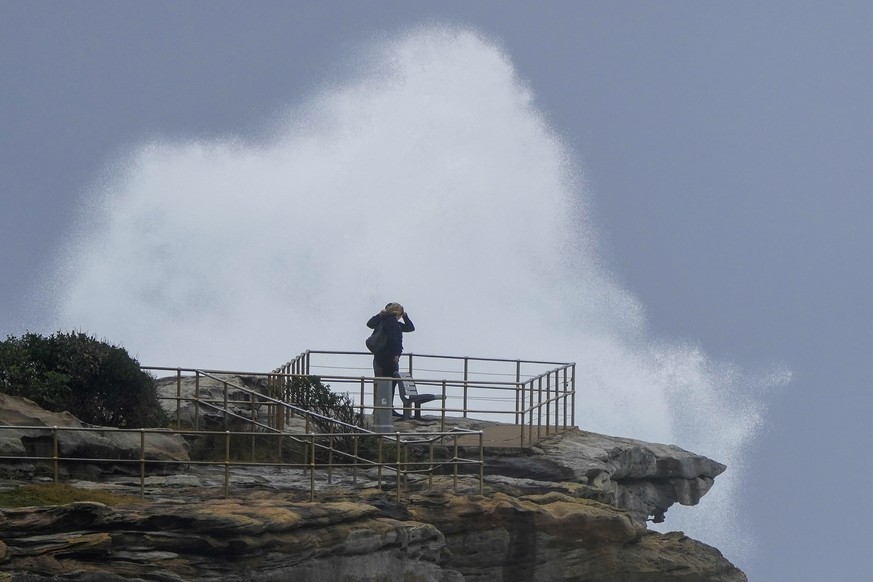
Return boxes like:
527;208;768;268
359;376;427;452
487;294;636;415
286;375;364;428
285;375;375;460
0;332;168;428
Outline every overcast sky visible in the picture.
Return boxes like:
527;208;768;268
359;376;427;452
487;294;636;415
3;2;872;580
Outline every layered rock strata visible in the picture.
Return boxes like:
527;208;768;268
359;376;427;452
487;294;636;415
0;392;745;580
0;490;745;581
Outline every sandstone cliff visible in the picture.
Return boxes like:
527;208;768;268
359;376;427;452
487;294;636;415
0;393;746;581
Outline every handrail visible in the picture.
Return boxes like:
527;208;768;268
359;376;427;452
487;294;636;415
0;424;485;501
135;367;488;499
275;350;573;371
0;350;574;505
269;350;576;447
195;369;371;435
187;370;490;466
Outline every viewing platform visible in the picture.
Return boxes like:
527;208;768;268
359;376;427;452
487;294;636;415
1;350;576;501
272;349;577;447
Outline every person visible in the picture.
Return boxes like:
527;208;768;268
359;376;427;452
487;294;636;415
366;302;414;416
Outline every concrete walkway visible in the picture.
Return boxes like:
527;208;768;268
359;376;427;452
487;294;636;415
452;424;570;448
392;417;571;449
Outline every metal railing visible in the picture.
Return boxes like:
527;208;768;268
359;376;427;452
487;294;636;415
0;424;484;502
273;350;576;446
0;351;574;503
141;366;485;495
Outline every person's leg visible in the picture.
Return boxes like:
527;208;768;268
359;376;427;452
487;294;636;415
389;359;403;416
373;357;385;378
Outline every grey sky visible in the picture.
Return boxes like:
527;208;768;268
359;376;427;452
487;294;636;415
3;2;872;580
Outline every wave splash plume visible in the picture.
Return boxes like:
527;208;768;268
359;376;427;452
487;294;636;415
51;26;788;565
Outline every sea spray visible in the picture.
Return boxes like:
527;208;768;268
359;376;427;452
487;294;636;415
50;26;785;565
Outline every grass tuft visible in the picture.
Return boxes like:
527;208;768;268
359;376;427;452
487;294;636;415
0;483;140;508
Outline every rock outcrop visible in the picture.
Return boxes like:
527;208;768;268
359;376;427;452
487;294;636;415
155;374;278;431
0;490;745;581
533;429;725;523
0;394;190;480
0;393;745;581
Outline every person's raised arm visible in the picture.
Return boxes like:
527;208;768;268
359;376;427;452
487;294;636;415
399;312;415;332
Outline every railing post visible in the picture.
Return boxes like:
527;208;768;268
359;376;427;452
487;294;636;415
403;442;409;492
453;433;459;492
395;432;401;503
140;429;146;499
377;437;383;490
515;360;521;425
528;379;534;445
537;376;543;441
555;369;561;433
545;372;551;436
224;431;230;498
250;391;257;461
518;385;526;448
223;381;229;431
440;380;447;432
194;371;201;432
328;426;334;485
353;435;359;485
276;374;286;431
562;367;568;429
479;430;484;495
518;380;525;430
52;426;59;484
429;440;434;490
463;357;469;418
286;373;292;428
310;433;316;502
571;364;576;428
269;374;277;428
175;368;182;429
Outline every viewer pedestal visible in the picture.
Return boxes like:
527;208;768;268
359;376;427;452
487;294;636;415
372;378;393;433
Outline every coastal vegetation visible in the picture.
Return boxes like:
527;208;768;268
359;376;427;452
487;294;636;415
0;483;139;507
0;331;167;428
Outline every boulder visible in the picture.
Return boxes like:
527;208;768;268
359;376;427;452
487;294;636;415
155;374;311;432
0;394;189;479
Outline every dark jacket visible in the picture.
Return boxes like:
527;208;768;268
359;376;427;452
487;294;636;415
367;312;415;359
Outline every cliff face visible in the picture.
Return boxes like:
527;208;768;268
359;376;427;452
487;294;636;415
406;493;745;582
0;394;746;581
0;492;744;582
